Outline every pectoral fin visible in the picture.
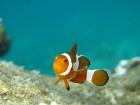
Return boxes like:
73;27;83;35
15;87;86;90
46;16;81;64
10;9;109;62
78;56;90;70
64;79;70;91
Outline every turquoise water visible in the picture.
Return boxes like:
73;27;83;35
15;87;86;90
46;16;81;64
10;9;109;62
0;0;140;75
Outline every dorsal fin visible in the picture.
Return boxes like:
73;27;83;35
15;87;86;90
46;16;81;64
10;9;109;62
70;43;77;55
69;43;78;63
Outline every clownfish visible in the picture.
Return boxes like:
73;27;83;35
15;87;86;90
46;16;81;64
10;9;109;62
53;44;109;90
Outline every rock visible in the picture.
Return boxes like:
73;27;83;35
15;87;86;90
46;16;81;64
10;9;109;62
113;57;140;77
128;57;140;69
113;60;128;77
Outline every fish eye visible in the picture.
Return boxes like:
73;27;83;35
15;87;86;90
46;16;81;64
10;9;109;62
64;59;67;63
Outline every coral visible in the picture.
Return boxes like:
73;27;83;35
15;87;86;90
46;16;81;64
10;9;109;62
0;58;140;105
0;18;11;56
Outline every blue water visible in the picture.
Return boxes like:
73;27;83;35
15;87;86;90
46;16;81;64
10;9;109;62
0;0;140;75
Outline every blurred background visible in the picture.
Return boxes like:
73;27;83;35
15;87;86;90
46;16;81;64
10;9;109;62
0;0;140;75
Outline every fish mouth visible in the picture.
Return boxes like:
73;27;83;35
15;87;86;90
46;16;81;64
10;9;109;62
53;62;62;71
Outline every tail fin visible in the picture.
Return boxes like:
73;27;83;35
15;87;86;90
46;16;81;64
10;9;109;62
87;69;109;86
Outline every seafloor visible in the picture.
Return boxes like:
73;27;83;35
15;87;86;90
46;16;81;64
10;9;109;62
0;57;140;105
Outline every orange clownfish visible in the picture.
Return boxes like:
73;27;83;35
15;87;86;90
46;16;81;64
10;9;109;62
53;44;109;90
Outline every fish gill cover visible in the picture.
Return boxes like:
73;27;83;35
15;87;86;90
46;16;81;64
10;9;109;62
0;0;140;75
